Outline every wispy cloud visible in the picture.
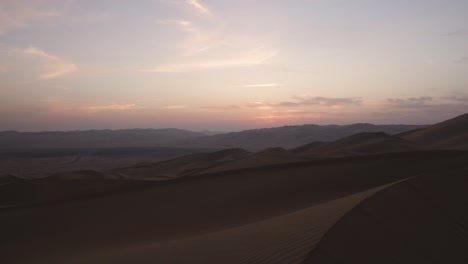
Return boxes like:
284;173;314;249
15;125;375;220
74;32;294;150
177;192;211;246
0;1;66;34
159;19;195;31
145;48;279;72
150;1;279;72
20;47;77;79
442;92;468;104
236;83;283;88
455;57;468;63
158;19;220;56
81;104;138;113
202;95;362;111
379;95;468;123
185;0;212;16
445;28;468;37
165;105;188;109
387;96;433;108
33;98;140;113
286;95;362;107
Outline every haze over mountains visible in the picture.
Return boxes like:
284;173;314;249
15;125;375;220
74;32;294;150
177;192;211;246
0;123;427;150
0;113;467;264
0;129;205;149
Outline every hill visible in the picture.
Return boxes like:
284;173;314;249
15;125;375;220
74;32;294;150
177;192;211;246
179;124;428;150
0;129;205;149
399;113;468;150
0;124;427;151
293;132;417;157
108;148;250;180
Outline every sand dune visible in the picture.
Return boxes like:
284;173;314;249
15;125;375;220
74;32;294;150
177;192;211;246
399;113;468;149
0;147;219;179
0;174;22;186
1;114;467;264
109;148;250;180
1;151;467;263
0;177;151;208
198;147;309;174
290;142;326;154
302;169;468;264
293;132;416;157
77;183;398;264
50;170;118;180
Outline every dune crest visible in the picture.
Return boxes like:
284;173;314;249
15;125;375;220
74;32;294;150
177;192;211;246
302;169;468;264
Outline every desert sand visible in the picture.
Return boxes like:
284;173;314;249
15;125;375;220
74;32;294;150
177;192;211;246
0;114;467;263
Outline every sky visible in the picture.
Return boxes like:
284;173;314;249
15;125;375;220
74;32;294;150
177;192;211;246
0;0;467;131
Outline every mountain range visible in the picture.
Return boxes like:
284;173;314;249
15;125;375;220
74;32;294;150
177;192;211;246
0;123;428;150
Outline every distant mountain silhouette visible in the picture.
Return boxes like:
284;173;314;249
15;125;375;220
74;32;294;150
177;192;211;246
0;124;428;150
0;129;205;149
292;132;416;157
178;124;428;150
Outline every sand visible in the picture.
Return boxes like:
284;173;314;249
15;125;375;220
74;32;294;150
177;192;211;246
1;151;467;263
1;113;467;263
303;169;468;264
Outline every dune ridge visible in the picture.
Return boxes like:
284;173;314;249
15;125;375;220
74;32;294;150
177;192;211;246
292;132;416;157
399;113;468;149
76;182;401;264
302;169;468;264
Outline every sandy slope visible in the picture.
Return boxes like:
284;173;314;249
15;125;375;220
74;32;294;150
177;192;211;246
0;174;23;186
302;169;468;264
198;147;309;174
1;151;467;263
109;148;249;180
0;176;152;208
399;113;468;149
74;183;398;264
292;132;417;157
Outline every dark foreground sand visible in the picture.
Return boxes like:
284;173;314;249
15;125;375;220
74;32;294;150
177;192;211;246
1;151;467;264
303;169;468;264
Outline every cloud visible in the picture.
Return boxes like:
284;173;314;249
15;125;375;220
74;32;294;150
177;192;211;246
254;110;325;119
445;28;468;37
145;48;279;72
185;0;211;16
150;1;279;72
236;84;283;88
165;105;188;109
378;95;467;124
277;95;362;107
0;65;7;73
202;95;362;111
442;93;468;104
387;96;433;108
159;19;195;31
81;104;138;113
0;0;66;34
20;46;77;79
455;57;468;63
158;19;220;56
